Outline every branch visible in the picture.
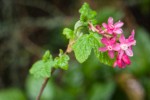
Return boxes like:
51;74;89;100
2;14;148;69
36;40;73;100
36;77;49;100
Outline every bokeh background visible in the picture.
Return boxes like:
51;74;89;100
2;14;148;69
0;0;150;100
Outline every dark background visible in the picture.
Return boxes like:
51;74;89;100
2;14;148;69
0;0;150;100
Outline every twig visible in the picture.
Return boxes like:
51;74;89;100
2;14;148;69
36;40;74;100
36;77;49;100
36;68;55;100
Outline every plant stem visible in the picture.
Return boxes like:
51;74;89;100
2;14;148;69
36;41;73;100
36;77;49;100
36;68;55;100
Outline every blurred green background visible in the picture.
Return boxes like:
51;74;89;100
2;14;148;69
0;0;150;100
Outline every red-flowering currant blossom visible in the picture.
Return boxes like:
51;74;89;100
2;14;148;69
113;53;131;68
118;30;136;59
99;37;120;58
113;30;136;68
102;17;124;34
89;17;136;68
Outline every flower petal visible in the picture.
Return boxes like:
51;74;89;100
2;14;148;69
117;59;123;68
113;43;120;51
107;29;113;34
108;51;114;59
102;23;107;28
128;29;135;41
127;40;136;46
113;61;117;67
118;50;124;59
100;30;105;34
122;54;131;65
99;47;107;52
110;37;116;44
108;17;113;25
114;28;123;34
119;34;126;43
101;38;109;45
114;21;124;28
117;59;126;68
125;48;133;57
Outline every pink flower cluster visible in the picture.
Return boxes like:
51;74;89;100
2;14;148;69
89;17;136;68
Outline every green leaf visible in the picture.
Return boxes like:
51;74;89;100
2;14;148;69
30;50;54;78
30;60;53;78
42;50;51;62
72;34;92;63
63;28;74;39
89;33;115;66
54;49;70;70
73;32;115;65
79;3;97;23
74;20;89;39
74;20;84;31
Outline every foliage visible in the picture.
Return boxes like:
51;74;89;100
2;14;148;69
1;0;150;100
72;34;92;63
72;32;115;65
63;28;74;39
30;50;70;78
30;50;54;78
53;49;70;70
79;3;97;24
30;2;115;79
27;2;150;100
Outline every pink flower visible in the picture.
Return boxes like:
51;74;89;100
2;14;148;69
113;53;131;68
113;30;136;68
89;17;136;68
102;17;124;34
118;30;136;59
99;37;120;58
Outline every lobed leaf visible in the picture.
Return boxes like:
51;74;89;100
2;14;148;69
79;3;97;23
63;28;74;39
30;50;54;78
54;49;70;70
73;32;115;65
74;20;89;39
42;50;52;62
72;34;92;63
30;60;53;78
